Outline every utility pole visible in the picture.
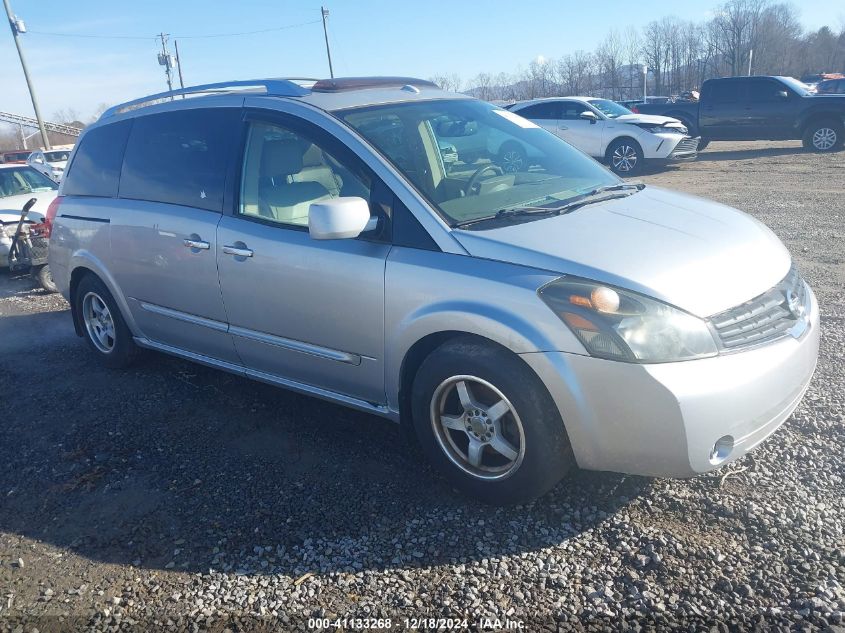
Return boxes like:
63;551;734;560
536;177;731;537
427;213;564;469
747;49;753;76
642;64;648;102
3;0;50;149
174;39;185;91
320;6;334;78
157;32;175;94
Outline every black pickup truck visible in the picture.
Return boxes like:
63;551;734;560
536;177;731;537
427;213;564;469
632;76;845;152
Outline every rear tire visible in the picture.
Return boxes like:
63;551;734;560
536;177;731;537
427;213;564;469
607;138;644;176
802;119;843;152
36;265;58;293
411;338;574;505
75;274;139;369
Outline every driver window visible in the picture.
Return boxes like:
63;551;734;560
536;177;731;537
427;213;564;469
240;121;371;228
560;102;588;120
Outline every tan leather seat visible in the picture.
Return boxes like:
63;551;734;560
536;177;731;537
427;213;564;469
258;139;332;224
290;144;343;197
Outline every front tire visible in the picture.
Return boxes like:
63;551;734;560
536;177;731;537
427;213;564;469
411;338;574;505
75;274;139;369
607;138;644;175
803;119;843;152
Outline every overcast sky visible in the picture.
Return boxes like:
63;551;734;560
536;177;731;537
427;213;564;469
0;0;837;122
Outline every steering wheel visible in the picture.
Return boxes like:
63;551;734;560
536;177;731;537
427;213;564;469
466;164;504;196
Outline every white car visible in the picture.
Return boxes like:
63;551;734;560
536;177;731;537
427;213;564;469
508;97;699;175
0;164;57;267
27;148;72;182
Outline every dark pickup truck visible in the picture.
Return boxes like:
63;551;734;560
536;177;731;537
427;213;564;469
632;76;845;152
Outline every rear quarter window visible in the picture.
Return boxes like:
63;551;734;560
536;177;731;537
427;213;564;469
62;120;132;198
515;102;560;119
119;108;240;212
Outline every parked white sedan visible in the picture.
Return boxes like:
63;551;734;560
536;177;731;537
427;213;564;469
0;164;57;267
508;97;699;175
27;148;72;182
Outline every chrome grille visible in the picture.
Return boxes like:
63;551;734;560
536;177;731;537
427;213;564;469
670;137;700;156
709;267;808;350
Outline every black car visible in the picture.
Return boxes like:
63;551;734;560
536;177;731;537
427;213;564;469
632;76;845;152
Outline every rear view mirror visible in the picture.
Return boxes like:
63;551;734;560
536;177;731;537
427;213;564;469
580;111;598;124
776;90;789;99
309;197;373;240
435;119;478;137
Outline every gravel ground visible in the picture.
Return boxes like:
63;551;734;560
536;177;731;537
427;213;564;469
0;140;843;632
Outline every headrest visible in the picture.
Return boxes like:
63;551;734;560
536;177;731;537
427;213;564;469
260;139;306;178
301;143;324;168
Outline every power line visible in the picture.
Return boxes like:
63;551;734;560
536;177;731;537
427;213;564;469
27;30;156;40
26;18;322;41
176;19;321;39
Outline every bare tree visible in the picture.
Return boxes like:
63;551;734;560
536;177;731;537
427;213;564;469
428;74;463;93
709;0;767;76
624;27;642;100
595;31;624;99
429;0;843;103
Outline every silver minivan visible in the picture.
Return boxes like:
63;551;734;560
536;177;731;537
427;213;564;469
48;77;819;504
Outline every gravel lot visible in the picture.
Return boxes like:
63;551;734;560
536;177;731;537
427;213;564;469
0;141;843;632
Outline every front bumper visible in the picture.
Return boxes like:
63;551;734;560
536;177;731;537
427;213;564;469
520;287;819;478
667;136;700;160
644;134;699;161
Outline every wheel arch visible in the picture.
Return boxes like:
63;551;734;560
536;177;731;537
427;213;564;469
396;330;564;434
604;135;642;162
67;251;139;338
664;111;696;134
799;111;845;135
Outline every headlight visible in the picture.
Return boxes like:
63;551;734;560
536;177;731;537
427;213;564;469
637;124;686;135
539;278;718;363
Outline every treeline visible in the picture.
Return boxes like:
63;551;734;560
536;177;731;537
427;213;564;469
431;0;845;102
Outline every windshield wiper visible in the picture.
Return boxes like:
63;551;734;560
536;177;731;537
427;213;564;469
587;182;645;195
453;182;645;228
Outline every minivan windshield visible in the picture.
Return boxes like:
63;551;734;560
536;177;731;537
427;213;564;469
0;166;58;197
586;99;632;119
339;99;620;227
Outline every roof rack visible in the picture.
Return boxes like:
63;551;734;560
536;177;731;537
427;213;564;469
99;78;319;119
312;77;438;92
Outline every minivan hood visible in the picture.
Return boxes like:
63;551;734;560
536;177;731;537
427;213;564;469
614;113;684;127
452;187;790;317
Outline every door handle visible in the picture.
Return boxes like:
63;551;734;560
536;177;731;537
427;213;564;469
559;125;569;130
183;238;210;250
222;244;254;258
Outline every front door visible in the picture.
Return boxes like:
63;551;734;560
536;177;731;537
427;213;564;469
216;115;391;404
109;106;242;363
744;78;796;139
557;101;605;157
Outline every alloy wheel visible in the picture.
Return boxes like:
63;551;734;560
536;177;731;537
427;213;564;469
501;150;525;173
82;292;116;353
430;375;526;481
612;145;638;172
812;127;837;150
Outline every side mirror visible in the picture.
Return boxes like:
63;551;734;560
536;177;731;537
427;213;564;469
308;197;373;240
776;90;789;99
580;110;599;124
